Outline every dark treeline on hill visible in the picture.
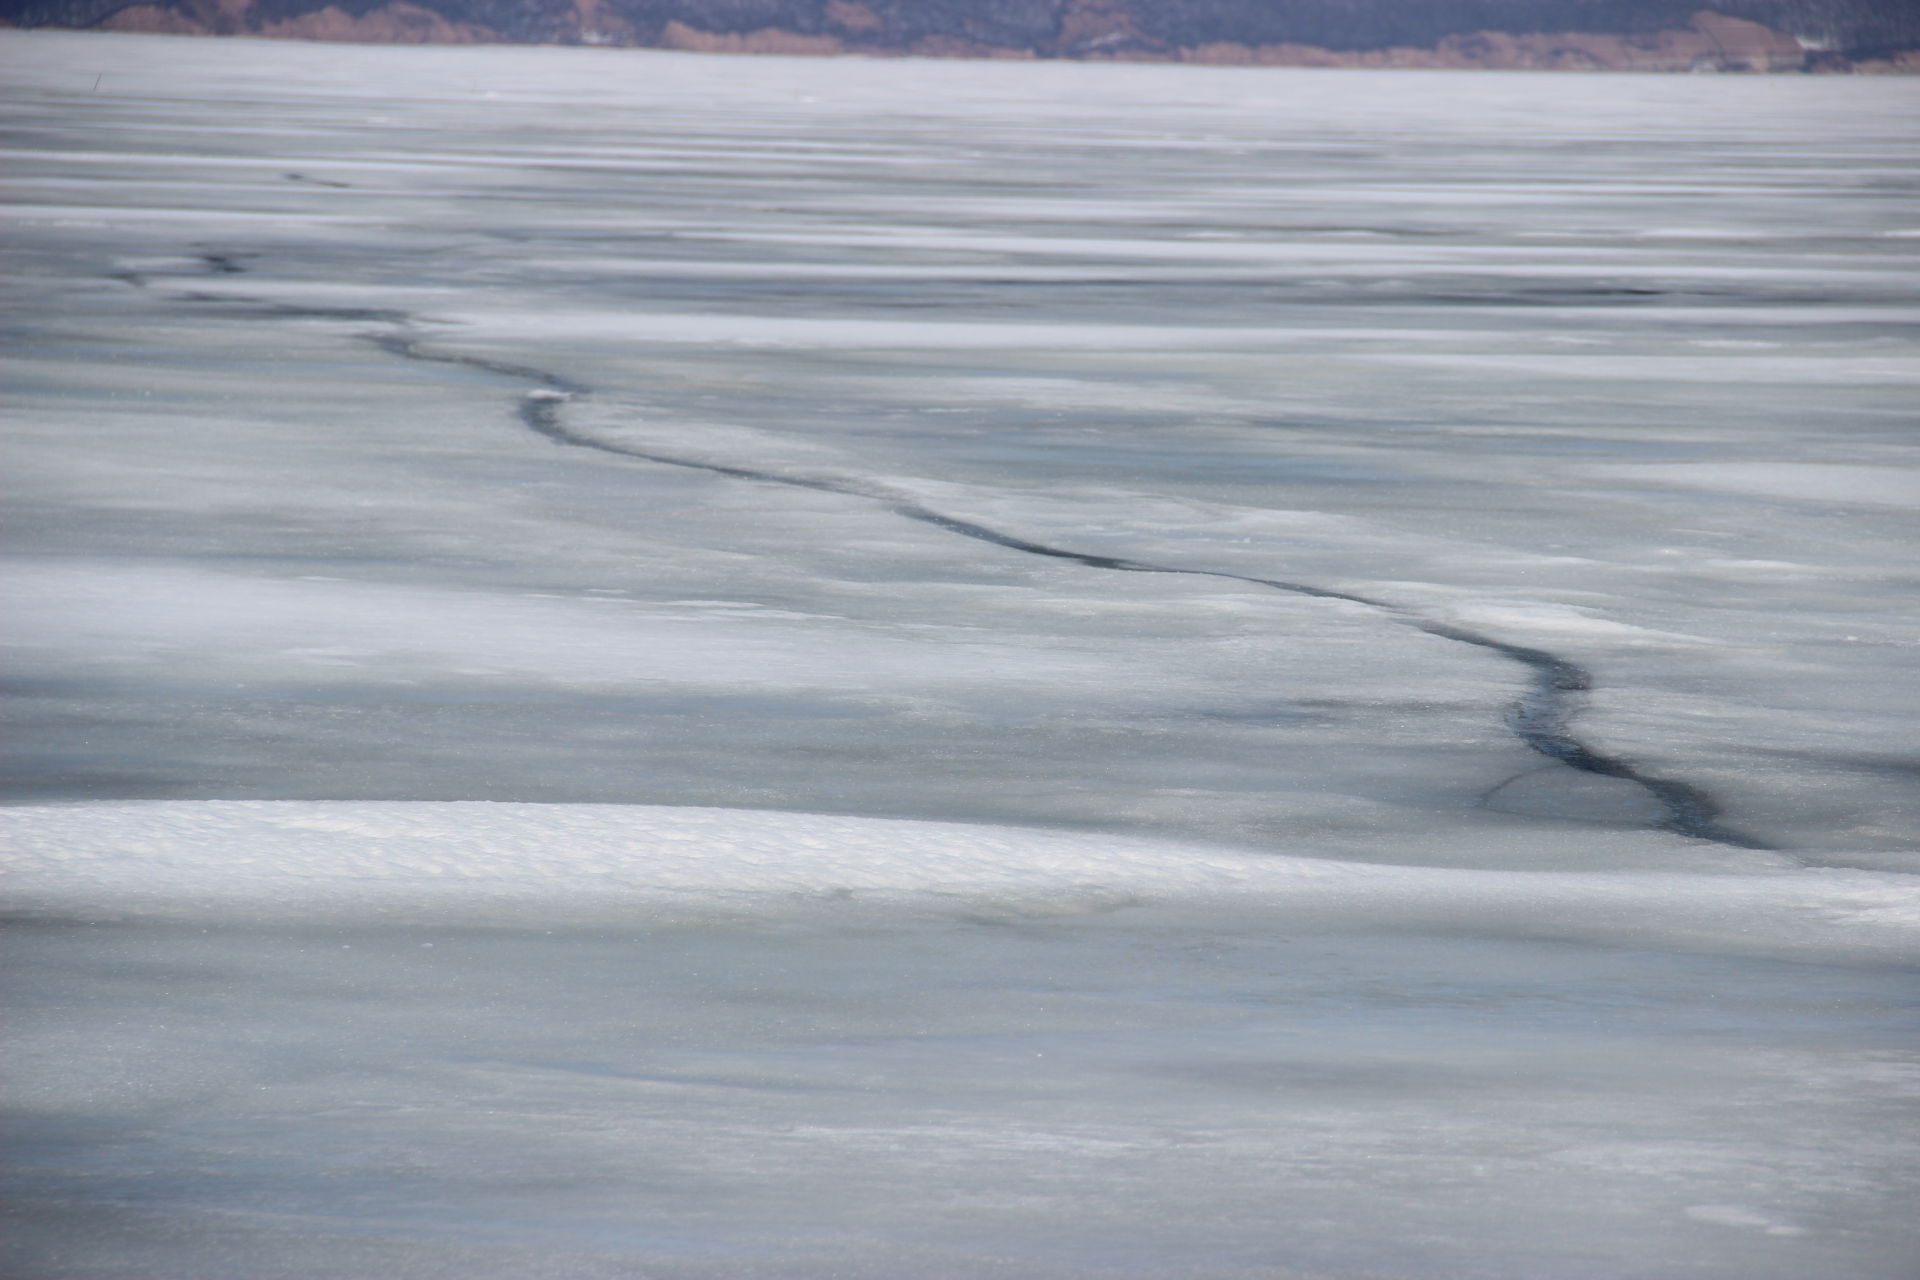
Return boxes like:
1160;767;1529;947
4;0;1918;70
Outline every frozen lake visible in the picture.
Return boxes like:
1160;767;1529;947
3;30;1918;1278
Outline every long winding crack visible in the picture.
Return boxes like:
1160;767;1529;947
112;261;1767;849
366;331;1766;850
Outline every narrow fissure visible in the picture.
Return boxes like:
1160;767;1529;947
110;263;1768;850
373;331;1768;851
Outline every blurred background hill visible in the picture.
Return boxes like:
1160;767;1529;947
4;0;1917;71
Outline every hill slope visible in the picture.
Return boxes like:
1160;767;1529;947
4;0;1918;70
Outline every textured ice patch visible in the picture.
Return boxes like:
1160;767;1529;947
448;304;1444;352
1389;354;1920;384
1684;1205;1809;1236
1439;600;1716;647
1587;463;1920;509
4;801;1916;960
0;800;1323;921
1;561;1128;693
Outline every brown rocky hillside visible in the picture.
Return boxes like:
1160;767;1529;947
4;0;1917;71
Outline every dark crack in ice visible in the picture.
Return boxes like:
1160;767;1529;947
370;330;1768;850
106;263;1768;850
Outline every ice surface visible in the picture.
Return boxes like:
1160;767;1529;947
6;801;1917;961
9;896;1915;1280
3;28;1918;1280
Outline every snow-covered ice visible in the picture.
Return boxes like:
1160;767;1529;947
3;29;1918;1279
8;800;1918;961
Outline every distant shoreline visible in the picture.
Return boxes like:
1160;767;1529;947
7;4;1917;75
